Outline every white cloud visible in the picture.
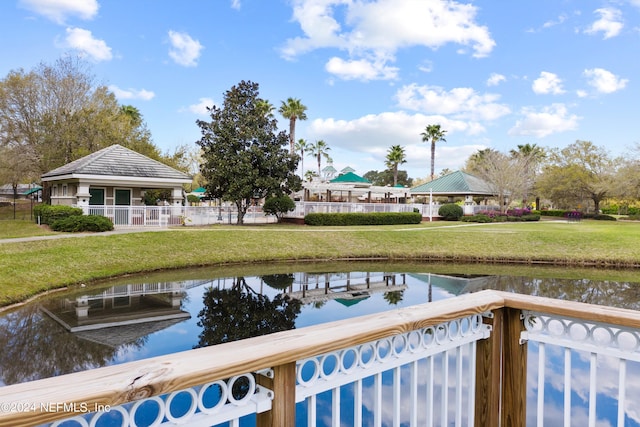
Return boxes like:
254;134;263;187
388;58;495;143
584;8;623;39
325;56;399;81
583;68;628;94
310;111;484;151
231;0;241;10
19;0;98;24
508;103;580;138
109;85;155;101
486;73;506;86
532;71;565;95
186;97;215;115
418;60;433;73
307;111;485;174
63;27;112;61
542;14;568;29
281;0;495;80
395;84;510;121
168;30;203;67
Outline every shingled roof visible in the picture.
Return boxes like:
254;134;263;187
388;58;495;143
411;171;494;195
41;144;191;181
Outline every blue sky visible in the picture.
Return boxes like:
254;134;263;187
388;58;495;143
1;0;637;180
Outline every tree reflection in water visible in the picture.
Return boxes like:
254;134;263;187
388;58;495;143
195;276;302;348
2;268;640;390
0;305;146;385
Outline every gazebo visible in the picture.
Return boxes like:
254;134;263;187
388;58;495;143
411;171;497;215
41;144;192;208
299;171;409;203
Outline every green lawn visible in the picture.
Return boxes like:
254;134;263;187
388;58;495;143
1;219;639;308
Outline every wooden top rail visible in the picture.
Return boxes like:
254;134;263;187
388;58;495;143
3;290;640;426
501;292;640;329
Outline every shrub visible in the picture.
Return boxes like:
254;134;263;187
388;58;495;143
521;214;541;222
591;214;616;221
262;195;296;222
538;210;568;217
461;214;493;223
50;215;114;232
187;194;200;204
438;203;463;221
304;212;421;226
34;204;83;225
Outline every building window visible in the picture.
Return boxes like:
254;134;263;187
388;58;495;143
62;185;68;196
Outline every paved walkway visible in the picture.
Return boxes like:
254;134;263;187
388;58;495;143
0;227;174;244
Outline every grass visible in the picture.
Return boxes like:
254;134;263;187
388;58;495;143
1;219;640;308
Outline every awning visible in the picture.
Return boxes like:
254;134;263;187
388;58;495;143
23;186;43;195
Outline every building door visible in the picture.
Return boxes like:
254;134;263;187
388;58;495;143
114;189;131;225
88;188;105;216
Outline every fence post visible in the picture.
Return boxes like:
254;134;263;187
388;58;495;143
257;362;296;427
475;309;502;426
501;307;527;426
475;307;527;426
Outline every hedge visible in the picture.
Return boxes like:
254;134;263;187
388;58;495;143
50;215;114;232
461;214;540;223
34;204;83;225
304;212;422;226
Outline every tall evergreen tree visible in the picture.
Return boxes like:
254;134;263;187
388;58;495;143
196;80;301;224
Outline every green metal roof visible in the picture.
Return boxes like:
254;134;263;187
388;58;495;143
330;172;370;184
411;170;493;195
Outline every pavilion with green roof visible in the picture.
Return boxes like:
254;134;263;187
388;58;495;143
297;170;409;203
411;170;498;214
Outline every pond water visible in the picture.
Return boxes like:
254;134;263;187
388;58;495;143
2;261;640;426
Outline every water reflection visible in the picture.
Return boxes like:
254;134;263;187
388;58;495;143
196;276;301;348
1;261;639;426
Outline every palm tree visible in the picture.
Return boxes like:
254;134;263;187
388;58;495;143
295;138;310;180
420;124;447;181
308;140;331;179
120;105;142;126
278;98;308;155
385;145;407;186
256;99;275;118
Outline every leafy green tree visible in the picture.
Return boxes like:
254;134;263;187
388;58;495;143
363;170;412;187
262;195;296;222
420;124;447;181
278;97;308;155
196;80;301;224
308;140;331;179
536;140;615;212
385;145;407;186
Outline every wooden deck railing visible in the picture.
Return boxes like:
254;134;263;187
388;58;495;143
2;290;640;426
